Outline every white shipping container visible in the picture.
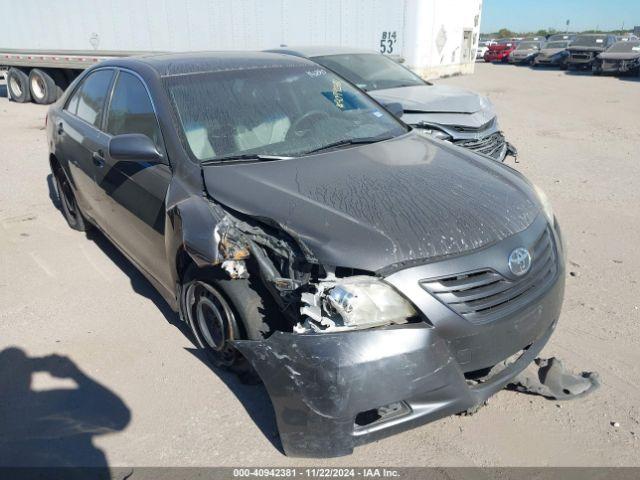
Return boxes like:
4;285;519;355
1;0;483;78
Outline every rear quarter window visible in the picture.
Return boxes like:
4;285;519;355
66;70;114;128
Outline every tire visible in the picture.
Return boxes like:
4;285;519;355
180;265;282;372
6;68;31;103
52;165;90;231
28;69;63;104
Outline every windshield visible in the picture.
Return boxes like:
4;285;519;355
517;42;541;50
165;65;407;162
573;35;608;47
607;41;640;53
545;41;569;49
497;39;515;46
311;53;426;91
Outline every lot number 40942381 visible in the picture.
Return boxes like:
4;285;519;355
380;31;398;54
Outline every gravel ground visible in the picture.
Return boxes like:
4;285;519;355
0;63;639;467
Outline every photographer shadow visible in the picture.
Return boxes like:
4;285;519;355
0;347;130;473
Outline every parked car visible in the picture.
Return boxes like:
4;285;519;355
547;33;576;43
268;46;516;161
533;40;573;68
566;34;618;70
508;40;545;65
47;51;565;458
476;44;489;60
593;40;640;76
484;39;519;63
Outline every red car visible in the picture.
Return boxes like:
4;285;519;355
484;39;519;63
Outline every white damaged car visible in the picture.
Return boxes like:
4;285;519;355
269;46;517;161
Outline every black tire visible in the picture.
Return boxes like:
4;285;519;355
180;266;281;371
53;165;90;231
28;69;62;105
6;68;31;103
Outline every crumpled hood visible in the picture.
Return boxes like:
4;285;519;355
203;132;540;272
569;45;606;53
369;84;489;114
538;48;567;58
511;49;538;58
598;51;640;61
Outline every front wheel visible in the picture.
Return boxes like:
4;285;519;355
180;267;283;372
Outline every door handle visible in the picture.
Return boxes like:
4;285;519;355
57;122;64;135
92;150;105;167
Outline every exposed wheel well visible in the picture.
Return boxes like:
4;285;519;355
175;247;197;285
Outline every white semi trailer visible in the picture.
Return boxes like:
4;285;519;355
1;0;483;105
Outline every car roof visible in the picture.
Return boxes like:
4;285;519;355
265;45;377;58
99;51;316;77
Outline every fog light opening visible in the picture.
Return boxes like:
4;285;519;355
354;401;411;429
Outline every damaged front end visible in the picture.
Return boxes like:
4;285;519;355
201;192;568;457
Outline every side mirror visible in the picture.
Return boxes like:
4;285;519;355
383;102;404;118
109;134;161;161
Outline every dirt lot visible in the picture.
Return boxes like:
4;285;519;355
1;63;639;467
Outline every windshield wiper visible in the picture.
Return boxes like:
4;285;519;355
302;135;394;155
201;154;294;165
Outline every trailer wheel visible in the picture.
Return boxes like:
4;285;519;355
7;68;32;103
28;69;63;105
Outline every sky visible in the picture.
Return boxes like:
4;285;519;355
481;0;640;33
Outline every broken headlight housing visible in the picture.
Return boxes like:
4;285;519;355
299;276;417;333
420;128;452;142
533;183;555;226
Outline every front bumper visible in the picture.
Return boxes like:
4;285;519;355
535;56;566;66
236;217;565;457
597;59;639;74
484;52;510;62
509;55;536;64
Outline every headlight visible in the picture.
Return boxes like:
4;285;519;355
533;184;555;225
299;276;417;332
420;128;452;141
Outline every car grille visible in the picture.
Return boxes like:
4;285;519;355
571;52;593;60
454;132;507;159
602;60;620;69
420;227;558;324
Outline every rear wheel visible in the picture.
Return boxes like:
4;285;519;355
53;165;90;231
6;68;31;103
29;69;64;104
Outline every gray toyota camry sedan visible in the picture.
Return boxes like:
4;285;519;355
47;52;565;458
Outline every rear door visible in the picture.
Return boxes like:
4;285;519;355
58;69;115;221
96;69;172;289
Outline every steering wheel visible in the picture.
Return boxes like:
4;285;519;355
286;110;330;140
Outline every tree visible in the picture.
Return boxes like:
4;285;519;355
497;28;515;38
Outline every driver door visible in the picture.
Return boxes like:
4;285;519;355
94;69;173;290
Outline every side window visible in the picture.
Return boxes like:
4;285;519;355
106;72;162;150
71;70;114;128
66;86;81;115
